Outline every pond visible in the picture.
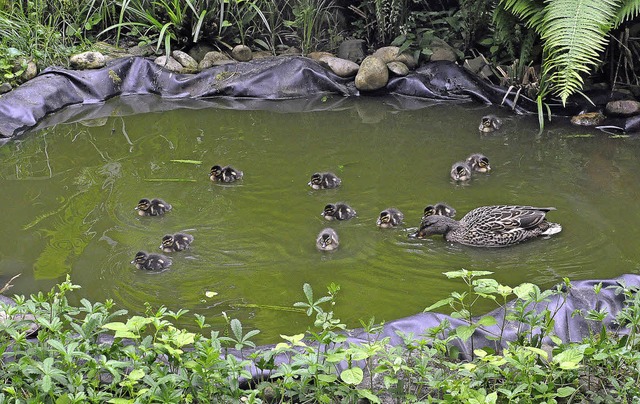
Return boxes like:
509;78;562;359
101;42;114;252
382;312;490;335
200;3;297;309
1;95;639;344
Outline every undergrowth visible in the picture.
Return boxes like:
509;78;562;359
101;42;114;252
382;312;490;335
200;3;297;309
1;271;640;402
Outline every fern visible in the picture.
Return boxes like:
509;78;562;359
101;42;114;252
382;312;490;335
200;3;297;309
615;0;640;26
541;0;617;103
500;0;638;106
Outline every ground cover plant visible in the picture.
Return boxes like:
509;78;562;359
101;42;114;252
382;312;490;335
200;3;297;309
1;272;640;402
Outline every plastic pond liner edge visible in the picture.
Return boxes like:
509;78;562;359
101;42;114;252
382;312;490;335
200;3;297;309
1;55;638;141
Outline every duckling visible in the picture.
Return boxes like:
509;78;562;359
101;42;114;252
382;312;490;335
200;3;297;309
466;153;491;173
411;205;562;247
135;198;172;216
209;165;244;183
376;208;404;228
308;172;341;189
131;251;172;270
422;203;457;220
160;233;194;252
316;228;339;251
450;161;472;181
322;203;356;221
479;115;503;133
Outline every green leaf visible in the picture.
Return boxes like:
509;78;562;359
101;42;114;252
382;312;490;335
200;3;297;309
476;316;497;327
456;325;476;341
358;389;381;403
556;386;576;397
128;369;145;381
340;367;364;385
424;297;453;312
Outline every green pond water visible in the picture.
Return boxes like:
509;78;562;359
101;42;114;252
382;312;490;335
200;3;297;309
1;95;640;344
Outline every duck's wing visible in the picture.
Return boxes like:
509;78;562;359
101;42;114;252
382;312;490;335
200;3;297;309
467;205;555;233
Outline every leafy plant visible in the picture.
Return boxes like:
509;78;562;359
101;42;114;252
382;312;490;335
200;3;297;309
498;0;640;126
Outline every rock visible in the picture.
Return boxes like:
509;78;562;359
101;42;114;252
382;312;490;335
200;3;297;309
127;44;156;57
373;46;417;69
22;60;38;80
430;46;458;62
253;51;275;59
154;55;183;72
187;42;218;62
0;82;11;94
318;56;360;77
281;46;301;56
198;51;233;70
355;55;389;91
570;111;606;126
69;51;106;69
338;39;367;63
464;56;494;81
231;44;252;62
92;41;129;58
307;51;334;62
605;100;640;116
387;61;409;76
172;50;198;72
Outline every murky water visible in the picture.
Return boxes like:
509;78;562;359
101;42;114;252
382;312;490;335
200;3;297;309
1;95;639;343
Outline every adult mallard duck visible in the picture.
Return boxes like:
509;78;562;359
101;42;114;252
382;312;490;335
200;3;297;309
411;205;562;247
135;198;172;216
131;251;173;270
466;153;491;173
316;228;339;251
209;165;244;183
160;233;194;252
450;161;472;181
308;172;341;189
376;208;404;228
422;203;456;219
479;115;503;133
322;203;356;221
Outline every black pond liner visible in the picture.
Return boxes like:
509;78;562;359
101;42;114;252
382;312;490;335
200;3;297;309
1;55;639;381
0;55;595;141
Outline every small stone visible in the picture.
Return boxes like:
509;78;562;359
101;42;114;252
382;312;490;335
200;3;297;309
318;56;360;77
373;46;417;69
0;82;12;94
605;100;640;117
387;61;409;76
172;50;198;72
337;39;367;63
231;44;252;62
198;51;233;70
127;44;156;57
307;51;334;62
429;47;458;62
154;55;183;73
69;51;106;69
355;55;389;91
570;111;606;126
252;51;275;59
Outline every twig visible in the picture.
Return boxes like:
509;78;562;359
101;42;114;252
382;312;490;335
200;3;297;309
0;274;21;295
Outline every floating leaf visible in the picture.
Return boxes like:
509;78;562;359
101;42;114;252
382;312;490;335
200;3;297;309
170;159;202;164
205;291;218;298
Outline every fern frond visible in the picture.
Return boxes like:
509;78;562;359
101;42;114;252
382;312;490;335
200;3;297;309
539;0;618;103
500;0;546;32
615;0;640;26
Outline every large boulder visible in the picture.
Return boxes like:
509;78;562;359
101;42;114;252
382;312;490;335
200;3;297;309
70;52;106;69
355;56;388;91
